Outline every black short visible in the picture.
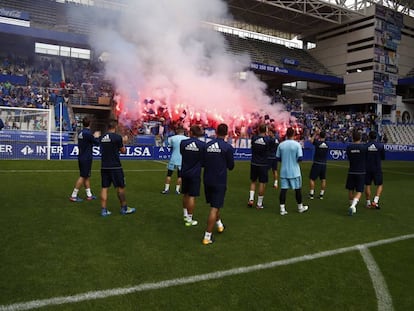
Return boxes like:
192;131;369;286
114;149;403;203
250;164;269;183
101;168;125;188
181;176;201;197
167;169;182;178
78;159;92;178
309;163;327;181
204;184;226;208
346;173;365;193
268;158;278;171
365;171;383;186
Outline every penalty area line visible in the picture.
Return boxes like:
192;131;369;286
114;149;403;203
0;234;413;311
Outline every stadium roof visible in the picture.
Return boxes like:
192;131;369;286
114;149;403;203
220;0;414;40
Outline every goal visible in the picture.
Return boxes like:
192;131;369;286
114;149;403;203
0;106;53;160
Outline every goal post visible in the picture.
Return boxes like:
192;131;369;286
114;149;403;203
0;106;53;160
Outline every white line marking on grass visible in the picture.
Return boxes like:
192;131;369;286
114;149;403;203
359;246;394;311
153;160;167;165
0;169;165;173
1;234;412;311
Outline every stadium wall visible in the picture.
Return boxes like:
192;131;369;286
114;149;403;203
399;14;414;76
308;4;411;110
0;133;413;161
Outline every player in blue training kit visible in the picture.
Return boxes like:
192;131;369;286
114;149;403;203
276;127;309;215
268;128;279;189
248;124;272;209
161;127;187;194
346;130;368;216
364;131;385;209
180;125;206;226
99;120;135;217
69;117;100;202
202;123;235;245
309;129;329;200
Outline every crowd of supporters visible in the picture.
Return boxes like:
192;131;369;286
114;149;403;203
0;53;397;144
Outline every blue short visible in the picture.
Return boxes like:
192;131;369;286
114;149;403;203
204;184;226;208
280;176;302;189
167;162;181;171
250;164;269;183
101;168;125;188
181;176;201;197
346;173;365;193
78;159;92;178
309;163;327;181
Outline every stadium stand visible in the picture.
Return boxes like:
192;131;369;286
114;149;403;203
382;124;414;145
0;0;57;28
223;33;334;75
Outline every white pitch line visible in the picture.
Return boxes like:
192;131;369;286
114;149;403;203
359;246;394;311
0;234;413;311
0;169;165;173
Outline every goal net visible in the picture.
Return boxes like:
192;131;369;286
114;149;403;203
0;106;53;160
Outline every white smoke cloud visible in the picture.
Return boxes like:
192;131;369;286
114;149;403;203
88;0;291;127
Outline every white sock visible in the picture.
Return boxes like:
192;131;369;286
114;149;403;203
374;196;379;204
86;188;92;197
274;180;278;187
175;185;180;192
351;198;359;208
204;232;212;240
216;219;223;228
71;188;79;198
187;214;193;222
320;190;325;196
164;184;170;191
297;203;303;209
280;204;286;212
257;196;264;206
366;200;371;206
183;208;188;218
249;190;255;201
310;189;314;195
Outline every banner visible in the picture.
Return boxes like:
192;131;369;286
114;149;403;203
1;143;413;160
0;130;69;142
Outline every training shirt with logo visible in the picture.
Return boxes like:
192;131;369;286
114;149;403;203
78;128;99;161
100;132;123;169
251;134;272;166
203;138;235;185
180;137;206;178
312;139;329;164
346;143;368;174
366;141;385;173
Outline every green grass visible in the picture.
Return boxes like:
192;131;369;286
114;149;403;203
0;160;413;310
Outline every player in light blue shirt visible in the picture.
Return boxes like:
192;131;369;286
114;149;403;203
161;127;188;194
276;127;309;216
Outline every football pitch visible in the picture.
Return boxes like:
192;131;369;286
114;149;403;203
0;160;413;311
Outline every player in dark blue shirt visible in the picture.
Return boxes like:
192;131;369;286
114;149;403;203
346;131;368;216
268;128;279;189
202;123;235;245
309;129;329;200
69;117;100;202
99;120;135;217
248;124;272;209
364;131;385;209
180;125;206;226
